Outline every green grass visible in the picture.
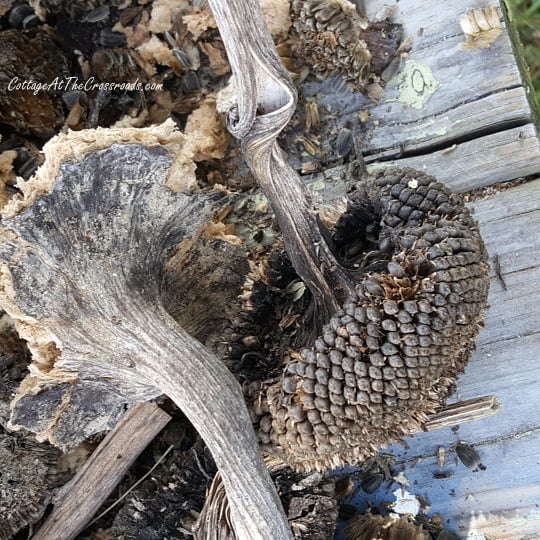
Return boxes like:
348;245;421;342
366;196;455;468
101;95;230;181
506;0;540;107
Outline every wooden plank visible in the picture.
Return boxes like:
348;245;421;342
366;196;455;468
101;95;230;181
349;433;540;539
364;124;540;191
344;180;540;539
359;0;532;151
291;0;540;189
306;124;540;194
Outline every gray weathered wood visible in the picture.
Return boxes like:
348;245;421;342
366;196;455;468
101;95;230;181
361;0;533;153
306;124;540;195
347;179;540;539
366;123;540;191
296;0;540;187
33;403;171;540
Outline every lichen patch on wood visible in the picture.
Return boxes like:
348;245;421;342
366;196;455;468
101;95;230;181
390;60;440;110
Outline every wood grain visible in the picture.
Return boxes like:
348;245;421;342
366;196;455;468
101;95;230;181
294;0;540;186
306;124;540;195
366;124;540;191
33;403;171;540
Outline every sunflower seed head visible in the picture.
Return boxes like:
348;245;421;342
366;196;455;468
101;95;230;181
254;169;489;472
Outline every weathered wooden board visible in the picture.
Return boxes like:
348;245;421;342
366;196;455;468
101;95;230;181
366;123;540;191
361;0;535;153
298;0;540;187
342;180;540;539
306;123;540;193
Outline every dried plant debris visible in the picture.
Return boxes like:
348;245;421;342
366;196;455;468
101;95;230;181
183;95;230;161
460;6;503;50
0;149;17;202
252;168;489;472
110;437;216;540
334;476;355;501
436;446;446;467
0;312;62;540
289;0;402;93
0;432;62;539
162;234;249;353
0;28;69;137
455;441;486;471
353;454;395;495
196;459;339;540
345;512;430;540
288;493;338;539
0;310;31;421
0;122;231;450
0;0;237;173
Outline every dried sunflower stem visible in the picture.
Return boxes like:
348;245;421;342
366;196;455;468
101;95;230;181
208;0;356;322
0;142;291;540
423;395;500;432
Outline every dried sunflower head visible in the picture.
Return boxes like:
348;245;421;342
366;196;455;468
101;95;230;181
289;0;402;92
255;169;489;472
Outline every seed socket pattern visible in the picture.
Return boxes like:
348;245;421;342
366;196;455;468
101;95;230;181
257;169;490;471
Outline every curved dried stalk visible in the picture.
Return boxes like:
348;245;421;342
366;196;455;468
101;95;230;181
209;0;356;323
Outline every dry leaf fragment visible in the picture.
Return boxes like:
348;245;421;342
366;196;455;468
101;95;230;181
460;6;503;50
199;41;230;75
184;97;230;161
183;5;217;40
279;313;300;330
204;221;244;245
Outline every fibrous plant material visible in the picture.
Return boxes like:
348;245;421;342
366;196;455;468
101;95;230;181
0;310;61;539
195;458;338;540
255;169;490;471
260;0;292;40
111;436;217;539
0;432;61;540
289;0;402;92
209;0;358;329
0;124;291;539
345;512;430;540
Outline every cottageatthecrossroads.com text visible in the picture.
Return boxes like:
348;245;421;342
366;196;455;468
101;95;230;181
7;77;163;94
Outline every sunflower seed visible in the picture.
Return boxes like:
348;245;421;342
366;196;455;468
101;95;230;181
81;5;110;23
336;127;353;158
455;441;486;471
